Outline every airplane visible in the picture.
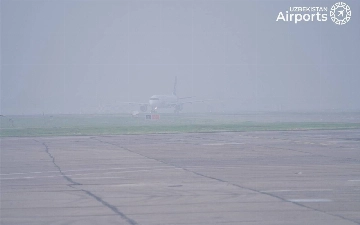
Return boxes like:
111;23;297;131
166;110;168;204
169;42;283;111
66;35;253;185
128;77;199;113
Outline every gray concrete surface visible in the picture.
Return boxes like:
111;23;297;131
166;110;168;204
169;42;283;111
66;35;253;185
1;130;360;225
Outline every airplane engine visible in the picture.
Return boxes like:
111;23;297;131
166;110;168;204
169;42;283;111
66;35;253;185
140;105;147;112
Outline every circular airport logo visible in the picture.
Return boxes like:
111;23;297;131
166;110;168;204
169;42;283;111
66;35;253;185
330;2;351;25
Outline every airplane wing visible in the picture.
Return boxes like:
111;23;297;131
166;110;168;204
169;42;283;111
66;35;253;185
178;96;193;100
115;102;149;112
119;102;149;106
179;99;212;105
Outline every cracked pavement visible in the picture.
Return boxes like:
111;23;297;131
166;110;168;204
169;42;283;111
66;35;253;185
1;130;360;225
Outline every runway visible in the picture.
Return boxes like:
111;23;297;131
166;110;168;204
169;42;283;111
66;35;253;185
1;130;360;225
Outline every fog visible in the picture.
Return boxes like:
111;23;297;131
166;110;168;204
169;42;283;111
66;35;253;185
1;0;359;115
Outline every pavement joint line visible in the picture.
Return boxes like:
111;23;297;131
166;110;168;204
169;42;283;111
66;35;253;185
94;137;360;225
34;139;139;225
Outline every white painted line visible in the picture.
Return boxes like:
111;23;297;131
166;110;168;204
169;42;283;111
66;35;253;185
0;168;182;180
262;189;333;193
288;199;332;203
202;143;243;146
0;166;173;176
1;175;59;180
75;177;129;180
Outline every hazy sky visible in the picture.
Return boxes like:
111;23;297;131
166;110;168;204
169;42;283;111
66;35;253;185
1;0;359;114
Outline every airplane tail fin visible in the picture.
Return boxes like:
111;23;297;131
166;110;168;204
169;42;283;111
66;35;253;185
173;76;177;96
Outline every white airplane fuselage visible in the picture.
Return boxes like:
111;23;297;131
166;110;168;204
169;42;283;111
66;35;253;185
149;94;178;110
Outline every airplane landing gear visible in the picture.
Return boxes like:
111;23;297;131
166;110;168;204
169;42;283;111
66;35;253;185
151;107;157;114
174;104;183;113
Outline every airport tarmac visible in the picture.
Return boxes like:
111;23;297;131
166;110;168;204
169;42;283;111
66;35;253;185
1;130;360;225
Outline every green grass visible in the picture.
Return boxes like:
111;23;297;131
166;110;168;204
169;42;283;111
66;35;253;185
1;113;360;137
